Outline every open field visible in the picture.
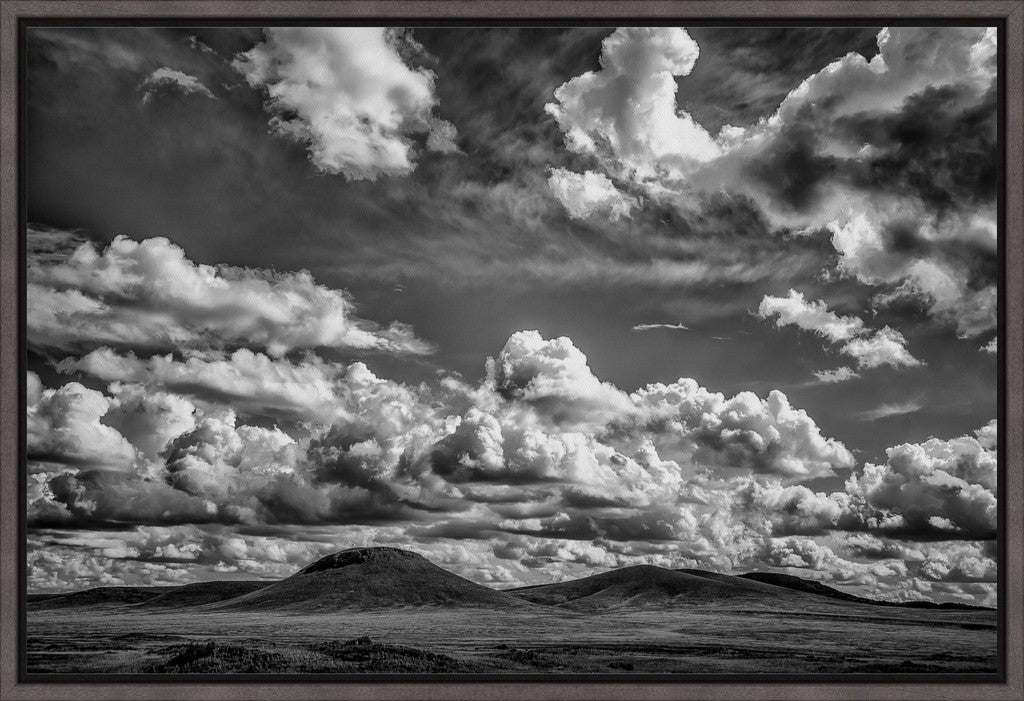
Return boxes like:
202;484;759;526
27;595;997;674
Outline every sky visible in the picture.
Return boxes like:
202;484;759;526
24;25;999;605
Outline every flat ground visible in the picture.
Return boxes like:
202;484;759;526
26;601;997;674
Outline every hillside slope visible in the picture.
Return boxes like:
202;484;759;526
212;547;533;612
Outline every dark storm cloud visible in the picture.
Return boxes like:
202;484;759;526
743;119;838;216
679;27;882;133
840;84;998;215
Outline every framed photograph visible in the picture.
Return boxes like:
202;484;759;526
1;1;1021;699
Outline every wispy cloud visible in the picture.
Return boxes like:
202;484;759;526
813;367;860;383
857;400;923;422
140;67;215;103
632;322;690;332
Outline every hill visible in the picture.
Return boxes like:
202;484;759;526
211;547;532;612
136;580;268;609
509;564;800;610
739;571;992;610
28;586;176;610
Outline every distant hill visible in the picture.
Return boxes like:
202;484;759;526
739;572;992;610
27;551;992;614
136;580;268;609
28;586;176;610
211;547;533;612
509;564;802;610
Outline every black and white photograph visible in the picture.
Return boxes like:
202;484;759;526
22;22;1001;676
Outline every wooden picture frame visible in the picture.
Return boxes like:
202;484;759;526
1;2;1021;699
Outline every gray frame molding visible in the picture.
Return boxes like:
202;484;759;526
1;2;1021;699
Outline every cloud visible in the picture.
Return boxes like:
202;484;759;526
546;27;719;183
758;289;922;370
547;27;996;339
856;400;923;422
843;422;997;540
234;27;457;180
58;348;355;424
980;338;997;354
27;373;137;472
736;479;846;536
487;330;635;425
547;168;638;220
28;231;432;358
32;331;854;536
812;367;859;383
765;536;908;588
630;379;854;480
713;28;997;338
140;67;215;103
632;322;690;332
829;214;997;338
27;325;996;604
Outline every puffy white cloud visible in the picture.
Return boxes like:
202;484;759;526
758;289;865;342
980;338;997;354
163;417;302;504
234;27;457;180
843;422;997;539
487;330;634;424
546;27;719;184
840;326;922;370
27;326;995;604
630;379;854;480
28;232;431;357
102;383;199;462
758;289;922;370
765;536;908;588
140;67;215;102
546;168;638;221
542;27;720;218
736;480;847;536
27;375;137;471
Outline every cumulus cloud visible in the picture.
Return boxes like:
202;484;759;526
234;27;457;180
758;289;922;370
27;373;137;472
980;338;997;354
766;536;908;588
843;422;997;540
487;330;635;425
546;27;719;183
547;168;638;220
140;67;215;103
33;331;853;539
27;326;996;604
629;379;854;480
27;231;431;357
736;479;847;536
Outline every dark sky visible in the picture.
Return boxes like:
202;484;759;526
23;25;999;603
